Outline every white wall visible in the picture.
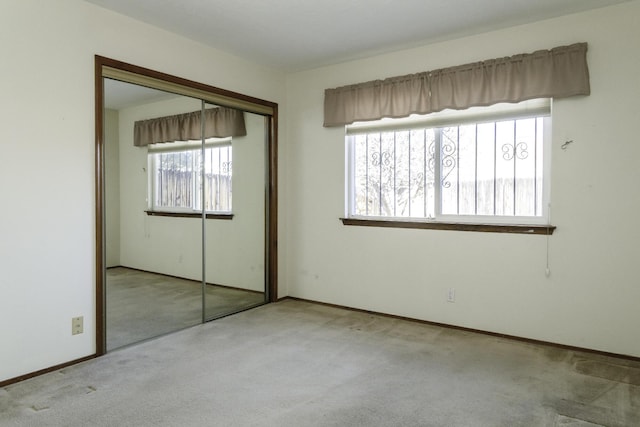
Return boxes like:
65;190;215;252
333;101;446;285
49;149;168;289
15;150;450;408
284;1;640;357
116;96;266;291
0;0;284;383
3;0;638;385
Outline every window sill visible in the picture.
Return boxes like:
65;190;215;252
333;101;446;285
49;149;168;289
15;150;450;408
145;211;234;220
340;218;555;235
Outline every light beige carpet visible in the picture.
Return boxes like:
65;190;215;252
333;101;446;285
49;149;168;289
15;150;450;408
2;299;639;426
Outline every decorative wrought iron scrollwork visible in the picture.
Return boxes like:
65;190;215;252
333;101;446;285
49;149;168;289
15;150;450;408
222;161;232;174
440;136;457;188
371;151;392;167
427;142;436;174
502;142;529;161
424;139;456;188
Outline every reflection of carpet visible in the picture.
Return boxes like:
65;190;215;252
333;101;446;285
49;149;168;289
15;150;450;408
106;267;265;350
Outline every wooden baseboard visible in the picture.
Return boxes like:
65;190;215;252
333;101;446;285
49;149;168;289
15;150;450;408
0;354;96;388
278;296;640;362
7;297;636;387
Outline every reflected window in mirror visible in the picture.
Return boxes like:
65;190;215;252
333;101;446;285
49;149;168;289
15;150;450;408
148;139;232;214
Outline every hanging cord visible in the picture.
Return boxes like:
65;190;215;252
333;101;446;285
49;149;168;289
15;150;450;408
545;203;551;277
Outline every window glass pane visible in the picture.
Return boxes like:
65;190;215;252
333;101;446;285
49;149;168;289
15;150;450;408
408;129;435;218
476;122;496;215
353;135;368;216
535;117;544;216
394;131;410;217
514;118;537;216
457;124;477;215
495;120;516;216
155;151;195;210
440;127;459;215
379;132;395;216
347;108;547;223
367;133;381;215
203;145;232;212
151;145;232;213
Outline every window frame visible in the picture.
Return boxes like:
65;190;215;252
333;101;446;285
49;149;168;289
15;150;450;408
147;138;233;215
344;100;553;231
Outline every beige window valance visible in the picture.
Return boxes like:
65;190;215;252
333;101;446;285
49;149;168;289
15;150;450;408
134;107;246;146
324;43;590;127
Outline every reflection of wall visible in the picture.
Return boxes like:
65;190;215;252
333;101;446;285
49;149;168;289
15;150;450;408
116;97;265;292
105;109;120;268
205;112;265;292
117;96;202;281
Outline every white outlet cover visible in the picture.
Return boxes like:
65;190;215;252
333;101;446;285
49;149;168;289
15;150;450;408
72;317;84;335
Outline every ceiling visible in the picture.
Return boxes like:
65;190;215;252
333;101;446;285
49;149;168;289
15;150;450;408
86;0;629;71
104;78;179;110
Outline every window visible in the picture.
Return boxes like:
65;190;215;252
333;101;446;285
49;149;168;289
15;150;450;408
149;141;232;214
346;101;551;225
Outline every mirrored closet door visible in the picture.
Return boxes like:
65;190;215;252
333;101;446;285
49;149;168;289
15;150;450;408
203;104;267;320
97;57;277;353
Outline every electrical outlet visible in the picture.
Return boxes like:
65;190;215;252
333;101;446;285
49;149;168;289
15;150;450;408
72;316;84;335
447;288;456;303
